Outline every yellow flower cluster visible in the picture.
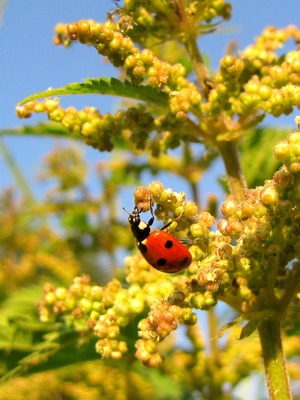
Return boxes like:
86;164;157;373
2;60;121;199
274;130;300;172
123;0;232;40
203;26;300;129
39;275;146;359
37;129;300;364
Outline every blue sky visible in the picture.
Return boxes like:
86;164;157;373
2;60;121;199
1;0;300;198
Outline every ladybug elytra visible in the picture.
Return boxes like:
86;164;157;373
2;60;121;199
125;205;192;273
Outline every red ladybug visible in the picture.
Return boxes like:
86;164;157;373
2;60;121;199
125;206;192;273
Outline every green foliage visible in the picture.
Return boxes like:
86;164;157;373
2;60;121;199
240;126;288;188
0;122;72;138
18;78;169;107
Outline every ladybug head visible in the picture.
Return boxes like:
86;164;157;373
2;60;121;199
127;207;141;226
123;206;154;242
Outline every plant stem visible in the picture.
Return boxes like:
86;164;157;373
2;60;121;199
206;308;223;399
0;137;35;202
175;0;211;98
184;36;211;98
217;139;247;202
258;316;292;400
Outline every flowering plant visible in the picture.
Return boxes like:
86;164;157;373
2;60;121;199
1;2;300;399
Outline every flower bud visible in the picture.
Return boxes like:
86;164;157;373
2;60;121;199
190;223;208;238
190;293;206;309
260;187;279;205
287;131;300;144
220;200;238;217
274;141;291;161
55;287;67;300
145;353;164;368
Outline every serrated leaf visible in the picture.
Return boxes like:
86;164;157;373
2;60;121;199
18;77;169;106
0;285;43;325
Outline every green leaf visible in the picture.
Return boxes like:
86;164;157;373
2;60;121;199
0;285;43;326
0;122;75;138
240;126;288;187
217;315;244;338
238;320;259;339
0;283;97;380
18;77;169;106
0;328;99;382
142;368;183;399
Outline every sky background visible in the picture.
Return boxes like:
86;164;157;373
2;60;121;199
1;0;300;201
1;2;299;398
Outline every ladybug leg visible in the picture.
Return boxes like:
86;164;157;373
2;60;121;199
160;220;173;231
148;215;154;226
160;212;185;231
179;239;192;244
148;204;155;227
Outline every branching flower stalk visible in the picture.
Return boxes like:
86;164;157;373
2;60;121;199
14;1;300;399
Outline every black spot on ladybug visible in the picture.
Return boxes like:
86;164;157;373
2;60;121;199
180;257;190;267
164;240;174;249
138;242;148;254
157;258;167;266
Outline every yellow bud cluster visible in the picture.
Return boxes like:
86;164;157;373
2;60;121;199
133;182;207;237
274;130;300;172
96;338;128;360
123;0;231;37
169;84;202;119
135;338;164;368
205;25;300;120
17;99;153;152
18;97;198;155
135;299;196;365
214;149;299;300
64;19;137;67
190;291;217;309
54;19;193;92
38;276;147;360
243;25;300;66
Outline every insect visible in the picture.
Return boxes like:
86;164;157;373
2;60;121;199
124;205;192;273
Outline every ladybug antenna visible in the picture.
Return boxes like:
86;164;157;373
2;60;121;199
123;207;131;216
123;206;143;216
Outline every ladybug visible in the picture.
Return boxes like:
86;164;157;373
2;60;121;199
125;205;192;273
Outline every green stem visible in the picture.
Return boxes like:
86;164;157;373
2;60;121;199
258;316;292;400
217;140;247;202
206;308;223;399
184;36;211;98
0;137;35;202
207;308;219;360
175;0;211;98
